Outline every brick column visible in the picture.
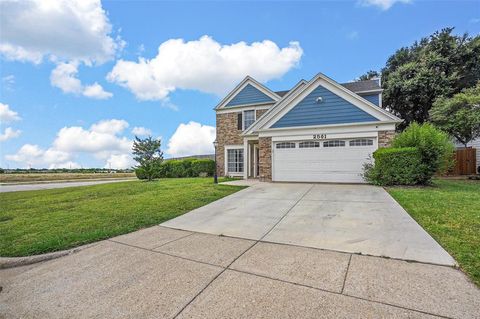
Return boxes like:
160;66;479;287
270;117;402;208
259;137;272;182
378;130;396;148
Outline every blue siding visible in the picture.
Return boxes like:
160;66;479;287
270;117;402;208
359;93;380;106
271;85;379;128
226;84;274;107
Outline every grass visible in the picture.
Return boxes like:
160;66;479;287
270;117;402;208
0;178;244;257
0;173;136;183
387;179;480;286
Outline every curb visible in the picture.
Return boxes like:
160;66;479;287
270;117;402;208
0;243;98;269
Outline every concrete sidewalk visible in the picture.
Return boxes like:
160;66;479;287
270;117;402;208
1;226;478;319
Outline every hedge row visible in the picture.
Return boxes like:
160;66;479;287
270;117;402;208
135;159;215;180
363;147;428;186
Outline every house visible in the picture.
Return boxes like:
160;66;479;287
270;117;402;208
214;72;402;183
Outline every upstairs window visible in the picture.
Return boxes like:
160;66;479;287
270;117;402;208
323;140;345;147
349;139;374;146
243;110;255;130
299;141;320;148
276;142;296;149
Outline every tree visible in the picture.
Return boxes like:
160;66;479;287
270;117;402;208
357;70;379;81
132;136;163;181
431;83;480;147
381;28;480;130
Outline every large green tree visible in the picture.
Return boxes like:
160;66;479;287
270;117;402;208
431;83;480;147
132;136;163;181
380;28;480;130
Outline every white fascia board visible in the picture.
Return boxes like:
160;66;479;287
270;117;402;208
242;79;309;135
259;122;396;138
354;89;384;94
215;103;273;114
214;76;280;110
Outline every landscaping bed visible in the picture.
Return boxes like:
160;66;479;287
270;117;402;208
0;178;244;257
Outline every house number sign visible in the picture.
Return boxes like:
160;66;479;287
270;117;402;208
312;134;327;139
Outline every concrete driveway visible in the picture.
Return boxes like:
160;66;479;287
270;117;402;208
163;182;455;266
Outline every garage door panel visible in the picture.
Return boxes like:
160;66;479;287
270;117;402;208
273;139;376;183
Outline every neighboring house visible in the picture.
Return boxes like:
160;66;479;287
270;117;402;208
455;138;480;173
214;72;401;183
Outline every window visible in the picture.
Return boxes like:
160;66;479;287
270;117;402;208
276;142;296;149
349;139;374;146
227;149;244;173
243;110;255;130
323;140;345;147
299;141;320;148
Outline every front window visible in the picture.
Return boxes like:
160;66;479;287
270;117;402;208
227;149;244;173
243;110;255;129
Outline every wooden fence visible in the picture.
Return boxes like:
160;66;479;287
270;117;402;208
451;148;477;175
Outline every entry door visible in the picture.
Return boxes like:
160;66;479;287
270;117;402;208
253;144;259;177
272;138;376;183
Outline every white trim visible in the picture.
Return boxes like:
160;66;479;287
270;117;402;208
271;131;377;142
215;103;273;114
215;76;280;110
258;121;396;137
224;145;245;177
353;89;383;94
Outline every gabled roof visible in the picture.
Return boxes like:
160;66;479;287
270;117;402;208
244;73;400;134
341;79;382;93
215;76;281;110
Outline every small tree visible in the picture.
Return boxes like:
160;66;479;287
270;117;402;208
132;136;163;181
430;83;480;147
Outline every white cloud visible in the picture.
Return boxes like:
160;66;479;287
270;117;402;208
107;35;303;101
358;0;412;10
0;0;123;65
131;126;152;137
105;154;135;169
50;62;113;99
0;127;21;141
347;31;359;40
83;83;113;99
2;74;15;90
0;102;21;123
167;121;215;157
6;119;134;169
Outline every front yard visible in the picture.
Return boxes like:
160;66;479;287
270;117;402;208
0;178;244;257
387;179;480;286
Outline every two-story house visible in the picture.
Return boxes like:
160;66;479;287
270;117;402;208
214;72;401;183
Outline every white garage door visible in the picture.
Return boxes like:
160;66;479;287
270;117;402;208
273;138;376;183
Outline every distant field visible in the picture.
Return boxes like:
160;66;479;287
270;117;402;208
0;173;136;183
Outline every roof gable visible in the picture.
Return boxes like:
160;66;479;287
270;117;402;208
226;84;275;107
215;76;280;109
253;73;400;132
271;84;379;128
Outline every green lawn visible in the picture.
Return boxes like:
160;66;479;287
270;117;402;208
387;179;480;286
0;178;244;257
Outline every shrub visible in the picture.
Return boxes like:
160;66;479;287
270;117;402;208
392;122;454;183
364;147;427;186
160;159;215;178
191;159;215;177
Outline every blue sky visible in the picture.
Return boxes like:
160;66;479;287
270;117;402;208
0;0;479;169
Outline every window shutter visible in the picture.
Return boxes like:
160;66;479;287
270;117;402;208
237;113;242;130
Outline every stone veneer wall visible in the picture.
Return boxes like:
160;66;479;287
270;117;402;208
259;137;272;182
378;130;396;148
215;112;243;177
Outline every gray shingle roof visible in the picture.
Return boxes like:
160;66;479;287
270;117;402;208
274;79;381;99
341;79;382;93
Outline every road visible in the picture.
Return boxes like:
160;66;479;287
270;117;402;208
0;179;135;193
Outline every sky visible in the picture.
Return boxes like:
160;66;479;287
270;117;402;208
0;0;479;169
